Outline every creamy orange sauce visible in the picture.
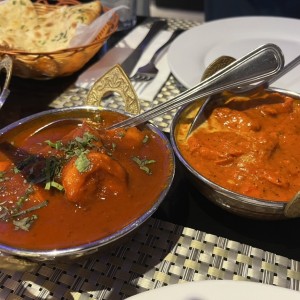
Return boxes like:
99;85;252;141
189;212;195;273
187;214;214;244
176;91;300;201
0;111;173;250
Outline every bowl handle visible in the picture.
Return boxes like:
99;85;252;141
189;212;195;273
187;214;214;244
0;252;38;272
284;192;300;218
85;64;141;115
0;55;13;110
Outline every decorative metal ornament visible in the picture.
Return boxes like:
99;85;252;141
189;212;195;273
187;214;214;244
86;64;141;115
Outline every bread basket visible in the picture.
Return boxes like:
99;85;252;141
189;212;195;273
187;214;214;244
0;0;119;79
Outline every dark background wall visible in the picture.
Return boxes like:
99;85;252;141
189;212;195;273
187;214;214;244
155;0;204;12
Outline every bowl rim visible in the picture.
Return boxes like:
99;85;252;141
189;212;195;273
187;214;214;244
170;87;300;210
0;106;175;259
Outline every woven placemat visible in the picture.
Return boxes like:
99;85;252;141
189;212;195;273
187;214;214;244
0;217;299;300
50;18;199;133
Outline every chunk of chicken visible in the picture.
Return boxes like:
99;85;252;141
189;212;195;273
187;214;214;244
62;152;128;204
102;127;146;150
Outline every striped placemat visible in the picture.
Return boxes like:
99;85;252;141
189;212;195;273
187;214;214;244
0;217;299;300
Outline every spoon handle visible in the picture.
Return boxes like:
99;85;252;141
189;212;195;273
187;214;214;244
188;53;300;135
108;43;284;130
268;54;300;86
239;53;300;93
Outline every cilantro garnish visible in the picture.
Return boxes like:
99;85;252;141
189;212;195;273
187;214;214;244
13;215;38;231
45;131;98;174
75;152;91;173
142;135;149;144
0;197;48;231
45;140;63;150
132;156;156;175
0;171;8;182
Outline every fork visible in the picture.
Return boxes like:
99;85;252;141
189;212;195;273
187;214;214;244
130;29;184;82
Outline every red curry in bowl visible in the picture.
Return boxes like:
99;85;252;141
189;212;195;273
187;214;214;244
0;108;174;254
175;90;300;203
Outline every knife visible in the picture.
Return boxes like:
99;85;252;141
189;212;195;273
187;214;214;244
121;20;168;75
75;20;168;88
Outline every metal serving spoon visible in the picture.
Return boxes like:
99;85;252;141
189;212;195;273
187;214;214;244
187;53;300;136
30;118;82;137
107;43;284;130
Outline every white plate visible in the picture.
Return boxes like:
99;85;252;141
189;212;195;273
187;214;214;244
168;16;300;92
125;280;300;300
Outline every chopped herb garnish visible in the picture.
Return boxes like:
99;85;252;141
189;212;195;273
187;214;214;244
142;135;149;144
63;132;97;159
0;204;9;220
117;131;126;138
13;167;20;174
76;132;98;148
132;156;156;175
44;156;63;189
0;171;8;182
75;152;90;173
93;115;103;123
45;140;63;150
0;196;48;231
15;186;33;210
45;181;64;191
44;132;98;176
13;215;38;231
12;200;48;218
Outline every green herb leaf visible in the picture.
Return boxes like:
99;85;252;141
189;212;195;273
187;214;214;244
13;215;38;231
75;152;90;173
117;131;126;138
15;186;33;209
45;140;63;150
44;156;63;190
132;156;156;175
13;167;20;174
0;171;8;182
45;181;64;191
62;132;98;159
142;135;149;144
12;200;49;218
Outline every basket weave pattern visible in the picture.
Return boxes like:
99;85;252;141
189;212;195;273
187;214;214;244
0;0;118;79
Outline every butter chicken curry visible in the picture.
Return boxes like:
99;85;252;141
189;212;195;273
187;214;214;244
176;91;300;202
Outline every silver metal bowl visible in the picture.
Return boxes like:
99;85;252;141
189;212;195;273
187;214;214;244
0;106;175;265
170;88;300;220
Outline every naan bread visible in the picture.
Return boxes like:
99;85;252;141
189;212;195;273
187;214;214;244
0;0;40;51
0;0;102;52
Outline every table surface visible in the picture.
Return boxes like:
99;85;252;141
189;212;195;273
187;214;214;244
0;16;300;299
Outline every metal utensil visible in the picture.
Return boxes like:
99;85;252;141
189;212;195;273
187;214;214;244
0;55;13;110
121;20;168;75
130;29;184;82
107;43;284;130
188;53;300;136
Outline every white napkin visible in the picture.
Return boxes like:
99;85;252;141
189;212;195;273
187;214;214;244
70;6;125;47
75;26;173;101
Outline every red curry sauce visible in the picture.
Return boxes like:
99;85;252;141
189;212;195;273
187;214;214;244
0;110;172;250
176;91;300;201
